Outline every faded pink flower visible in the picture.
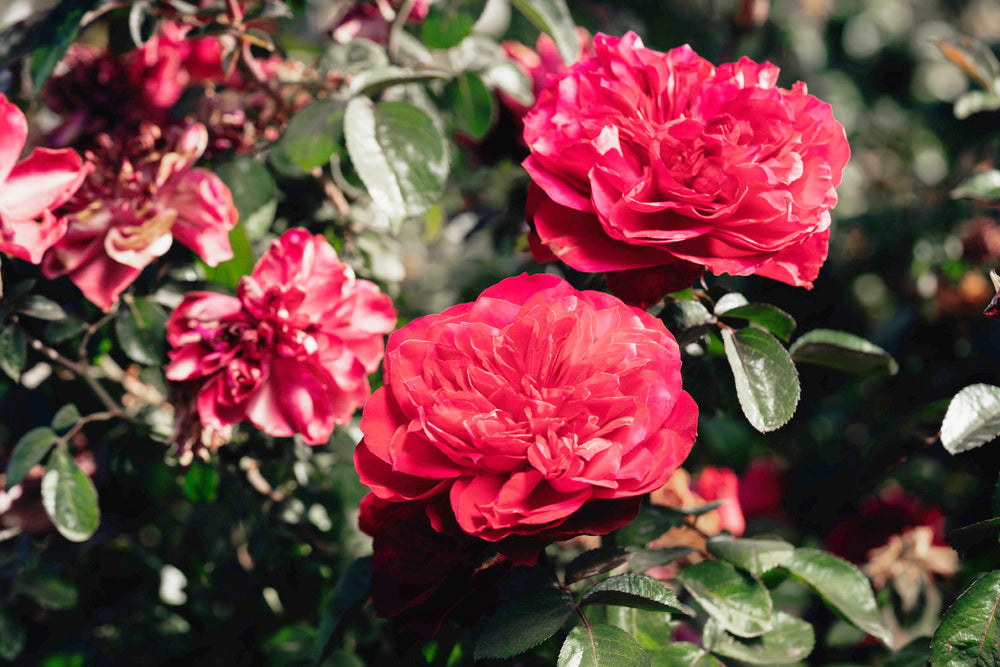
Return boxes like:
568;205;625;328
523;33;850;307
166;228;397;445
693;466;745;537
330;0;431;44
355;273;698;546
0;94;90;263
41;123;238;311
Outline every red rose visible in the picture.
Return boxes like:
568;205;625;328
166;228;396;445
355;273;697;546
523;33;850;306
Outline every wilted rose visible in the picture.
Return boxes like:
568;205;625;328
355;273;697;548
166;228;396;446
523;32;850;306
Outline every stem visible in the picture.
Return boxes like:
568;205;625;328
56;411;120;447
387;0;418;64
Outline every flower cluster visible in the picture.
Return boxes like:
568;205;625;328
166;229;396;448
523;32;850;306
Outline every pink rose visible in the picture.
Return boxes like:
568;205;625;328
523;33;850;307
354;273;698;547
166;228;397;445
0;94;90;263
41;123;237;311
501;28;594;118
693;466;745;537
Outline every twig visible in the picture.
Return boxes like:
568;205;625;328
387;0;418;64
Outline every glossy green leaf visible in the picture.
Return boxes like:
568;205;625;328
312;557;371;665
182;459;219;503
348;66;451;97
714;293;750;315
789;329;899;376
271;98;347;174
41;445;100;542
649;642;724;667
18;294;67;321
0;324;27;380
115;297;167;366
722;327;800;433
931;570;1000;667
782;548;892;648
557;624;651;667
344;97;449;225
886;638;931;667
201;223;256;291
421;7;475;48
703;612;814;664
675;560;774;638
582;573;694;616
51;404;80;432
706;535;795;577
940;384;1000;454
951;169;1000;201
718;304;796;342
0;609;25;662
6;426;57;490
29;0;99;91
18;573;79;610
511;0;579;65
475;580;576;659
214;157;277;241
565;546;632;584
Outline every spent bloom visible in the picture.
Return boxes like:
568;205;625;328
523;32;850;306
41;122;237;311
0;94;90;264
166;228;397;446
355;273;697;551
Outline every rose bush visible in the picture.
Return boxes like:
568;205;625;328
354;273;698;548
166;228;396;446
523;32;850;306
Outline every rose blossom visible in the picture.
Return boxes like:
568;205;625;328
166;228;397;445
355;273;697;548
523;32;850;306
692;466;745;537
501;28;594;118
0;94;90;264
41;122;237;311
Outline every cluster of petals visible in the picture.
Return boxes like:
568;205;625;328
330;0;431;44
523;32;850;306
355;273;697;545
41;122;237;311
0;94;90;264
166;229;397;445
500;28;594;118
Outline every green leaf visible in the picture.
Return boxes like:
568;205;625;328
629;548;699;574
706;535;795;578
271;98;347;174
312;557;371;666
475;577;576;659
718;304;796;342
789;329;899;376
722;327;800;433
649;642;724;667
200;223;256;291
565;546;632;585
41;445;100;542
702;612;815;665
954;90;1000;119
951;170;1000;201
182;459;219;503
886;637;931;667
557;624;651;667
445;71;497;141
348;66;451;97
714;293;750;315
616;503;722;546
29;0;100;91
214;157;277;241
675;561;774;638
18;573;79;610
581;573;695;616
930;570;1000;667
949;517;1000;556
662;301;717;346
344;97;449;226
0;324;27;380
0;609;25;662
421;7;476;48
18;294;67;321
781;548;892;648
511;0;579;65
115;297;167;365
51;404;80;432
940;384;1000;454
6;426;57;490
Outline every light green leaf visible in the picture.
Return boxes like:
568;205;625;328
722;327;800;433
782;548;892;648
557;624;651;667
348;66;450;97
0;324;27;381
703;612;815;664
421;6;476;49
0;609;25;662
200;223;256;291
954;90;1000;119
41;445;100;542
6;426;57;490
714;293;750;315
930;570;1000;667
270;97;347;174
951;170;1000;201
940;384;1000;454
675;561;774;638
581;573;694;616
51;404;80;432
718;304;796;342
649;642;725;667
706;535;795;577
511;0;579;65
789;329;899;376
18;294;67;321
344;97;449;225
